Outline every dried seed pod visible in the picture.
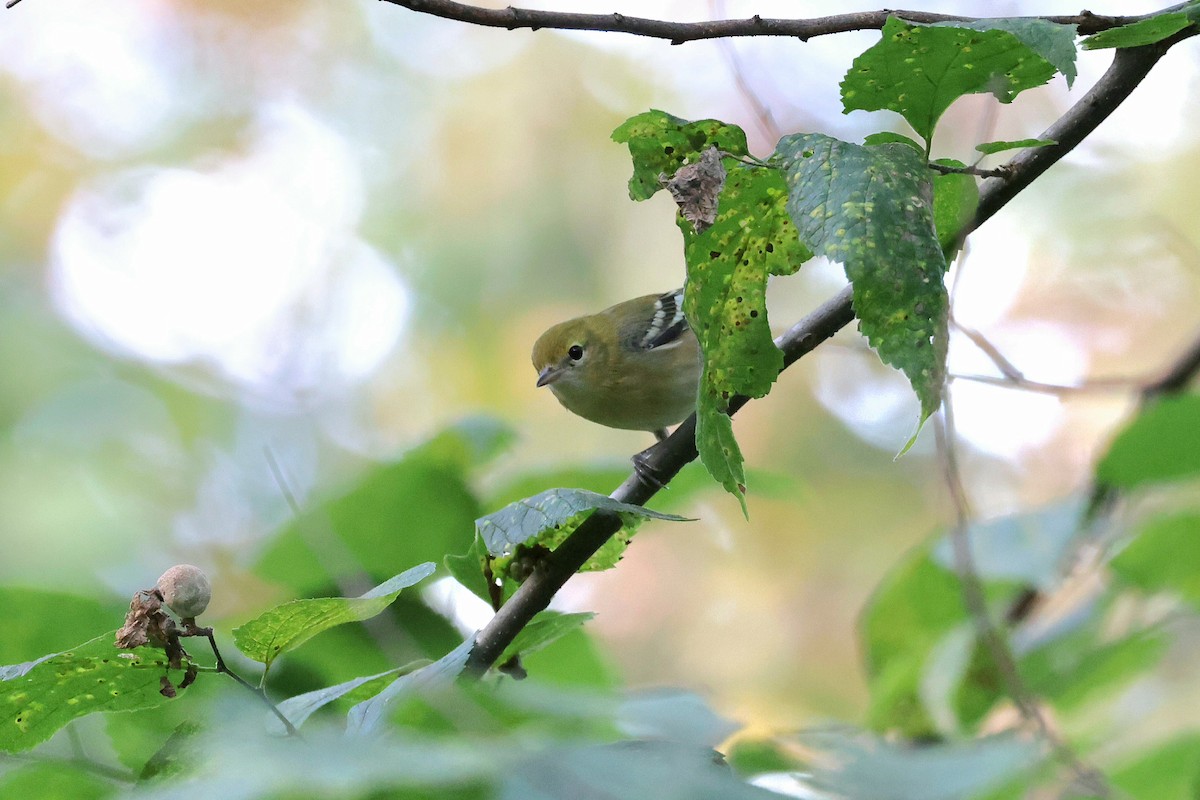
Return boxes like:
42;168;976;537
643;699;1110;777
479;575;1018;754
156;564;212;621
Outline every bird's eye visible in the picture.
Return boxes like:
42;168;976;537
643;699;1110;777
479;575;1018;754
567;344;584;361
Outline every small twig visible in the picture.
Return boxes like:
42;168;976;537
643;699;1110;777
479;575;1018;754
950;372;1140;396
953;321;1026;382
5;0;25;8
182;623;299;738
934;395;1112;798
928;161;1011;180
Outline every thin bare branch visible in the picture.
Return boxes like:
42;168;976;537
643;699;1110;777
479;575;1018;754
383;1;1192;44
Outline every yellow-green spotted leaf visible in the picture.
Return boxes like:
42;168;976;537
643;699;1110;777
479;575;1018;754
842;17;1070;146
232;563;436;670
614;110;813;510
612;110;749;201
0;634;186;754
779;133;948;428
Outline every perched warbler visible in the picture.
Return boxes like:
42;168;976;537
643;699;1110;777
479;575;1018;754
532;289;703;441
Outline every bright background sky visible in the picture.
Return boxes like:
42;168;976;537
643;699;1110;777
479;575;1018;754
1;0;1198;730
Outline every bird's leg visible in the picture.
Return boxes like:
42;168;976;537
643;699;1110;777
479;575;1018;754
631;428;671;489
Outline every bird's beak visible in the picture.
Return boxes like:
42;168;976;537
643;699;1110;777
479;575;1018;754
536;365;563;387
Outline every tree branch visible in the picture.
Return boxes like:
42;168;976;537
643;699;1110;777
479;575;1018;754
466;285;854;674
383;1;1191;44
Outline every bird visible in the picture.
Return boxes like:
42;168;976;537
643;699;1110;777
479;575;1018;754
531;289;703;443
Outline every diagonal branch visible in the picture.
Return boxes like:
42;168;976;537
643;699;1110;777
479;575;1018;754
383;1;1191;44
466;285;854;674
465;31;1193;676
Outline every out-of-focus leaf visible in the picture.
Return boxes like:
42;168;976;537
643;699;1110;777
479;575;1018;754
842;18;1068;145
0;587;118;665
1096;395;1200;489
860;546;968;736
1111;734;1200;799
931;499;1083;589
1112;513;1200;606
726;738;801;777
616;690;739;749
347;636;475;735
1021;628;1165;712
795;728;1041;800
499;611;594;664
779;132;948;440
232;563;435;671
274;661;425;732
256;422;487;595
975;138;1056;154
519;627;618;689
0;761;116;799
504;740;776;800
1082;12;1192;50
0;634;186;754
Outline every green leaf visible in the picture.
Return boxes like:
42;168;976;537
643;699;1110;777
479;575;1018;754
680;161;810;512
0;762;116;799
862;131;924;151
275;662;425;732
232;563;435;671
615;690;739;748
499;611;595;664
476;488;687;562
1112;513;1200;606
945;18;1078;86
445;535;494;605
779;133;949;428
1112;734;1200;799
1096;395;1200;488
842;17;1066;145
614;110;813;510
931;158;980;255
931;499;1083;589
611;109;749;201
0;587;118;665
256;421;488;595
1021;629;1165;712
1082;13;1192;50
0;634;187;754
796;729;1041;800
695;407;748;516
975;138;1057;154
860;546;968;736
347;636;475;735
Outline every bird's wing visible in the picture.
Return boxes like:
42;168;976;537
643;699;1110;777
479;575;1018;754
640;289;689;350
